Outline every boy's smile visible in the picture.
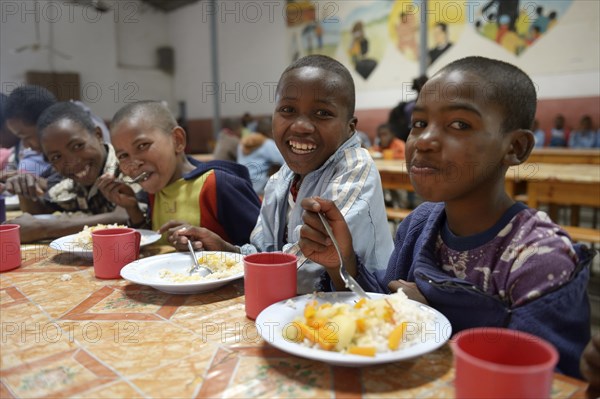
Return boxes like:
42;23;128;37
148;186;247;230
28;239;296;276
41;119;106;187
111;117;188;194
407;70;511;205
273;66;356;176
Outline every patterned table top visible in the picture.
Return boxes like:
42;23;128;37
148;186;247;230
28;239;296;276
0;244;590;398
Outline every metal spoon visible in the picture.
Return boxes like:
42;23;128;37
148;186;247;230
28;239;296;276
187;240;212;277
118;171;148;184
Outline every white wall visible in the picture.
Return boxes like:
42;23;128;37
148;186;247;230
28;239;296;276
168;0;289;119
0;0;174;120
2;0;598;122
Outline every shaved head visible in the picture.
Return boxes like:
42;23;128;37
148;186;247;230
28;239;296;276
111;101;177;134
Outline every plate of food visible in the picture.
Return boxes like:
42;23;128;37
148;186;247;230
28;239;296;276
49;224;161;256
120;251;244;294
255;291;452;367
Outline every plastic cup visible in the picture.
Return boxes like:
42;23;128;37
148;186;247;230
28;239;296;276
0;224;21;272
243;252;297;320
92;228;141;279
451;327;559;399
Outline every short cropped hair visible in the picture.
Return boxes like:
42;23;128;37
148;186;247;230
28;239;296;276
111;101;177;134
438;56;537;132
279;54;356;119
37;102;96;137
5;85;57;124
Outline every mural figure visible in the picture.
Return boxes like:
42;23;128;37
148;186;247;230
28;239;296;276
395;11;419;60
428;22;452;65
348;21;378;79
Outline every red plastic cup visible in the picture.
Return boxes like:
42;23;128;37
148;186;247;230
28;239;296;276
243;252;297;320
451;327;559;399
0;224;21;272
92;228;141;279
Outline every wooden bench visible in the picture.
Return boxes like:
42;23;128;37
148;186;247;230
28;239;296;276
386;207;412;230
562;225;600;244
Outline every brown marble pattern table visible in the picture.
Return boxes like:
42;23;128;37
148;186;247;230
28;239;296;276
0;244;589;398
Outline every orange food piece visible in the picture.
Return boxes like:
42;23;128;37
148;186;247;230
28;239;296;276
356;318;367;333
388;322;408;350
354;298;367;309
348;346;376;357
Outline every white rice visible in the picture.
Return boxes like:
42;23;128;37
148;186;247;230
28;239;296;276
158;252;242;282
293;290;435;354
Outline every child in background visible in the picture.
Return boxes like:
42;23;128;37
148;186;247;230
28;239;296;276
97;101;260;246
299;56;591;377
237;117;284;196
5;102;139;243
0;93;18;170
548;114;569;147
532;119;545;148
2;86;110;212
212;118;243;162
2;86;58;213
371;123;405;159
569;115;598;148
167;55;394;293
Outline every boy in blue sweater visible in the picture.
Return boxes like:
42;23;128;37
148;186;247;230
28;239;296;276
299;56;591;377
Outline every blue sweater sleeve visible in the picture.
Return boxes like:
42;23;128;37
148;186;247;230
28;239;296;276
213;169;261;246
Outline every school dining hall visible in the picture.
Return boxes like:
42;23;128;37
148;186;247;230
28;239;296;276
0;0;599;398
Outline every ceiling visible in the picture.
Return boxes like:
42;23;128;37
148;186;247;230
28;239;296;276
141;0;201;12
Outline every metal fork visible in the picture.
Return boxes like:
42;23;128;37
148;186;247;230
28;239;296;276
317;212;370;299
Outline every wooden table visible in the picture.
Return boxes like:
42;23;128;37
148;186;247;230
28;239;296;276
0;243;590;398
528;148;600;165
375;160;600;208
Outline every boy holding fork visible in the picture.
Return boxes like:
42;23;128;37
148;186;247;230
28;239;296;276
167;55;394;293
299;56;591;377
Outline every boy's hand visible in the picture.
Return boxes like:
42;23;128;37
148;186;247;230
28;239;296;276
4;174;45;201
388;280;429;305
160;221;238;253
299;197;355;272
5;213;46;243
97;173;138;210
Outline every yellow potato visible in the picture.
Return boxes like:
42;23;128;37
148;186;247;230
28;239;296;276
331;314;356;351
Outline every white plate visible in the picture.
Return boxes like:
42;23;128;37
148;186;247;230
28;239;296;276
33;214;57;220
49;229;161;257
4;195;19;210
255;292;452;367
120;251;244;294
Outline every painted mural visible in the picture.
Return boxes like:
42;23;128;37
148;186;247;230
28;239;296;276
472;0;572;55
285;0;573;87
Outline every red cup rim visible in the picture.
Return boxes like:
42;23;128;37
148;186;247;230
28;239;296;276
0;224;20;232
91;228;136;237
450;327;559;374
243;252;297;267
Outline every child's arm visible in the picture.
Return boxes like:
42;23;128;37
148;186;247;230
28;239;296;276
580;333;600;396
6;207;130;243
161;222;239;253
3;173;52;213
97;173;145;227
387;280;428;304
299;197;357;291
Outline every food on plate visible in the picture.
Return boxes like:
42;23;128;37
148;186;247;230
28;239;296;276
158;252;242;282
282;291;434;356
73;224;127;246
